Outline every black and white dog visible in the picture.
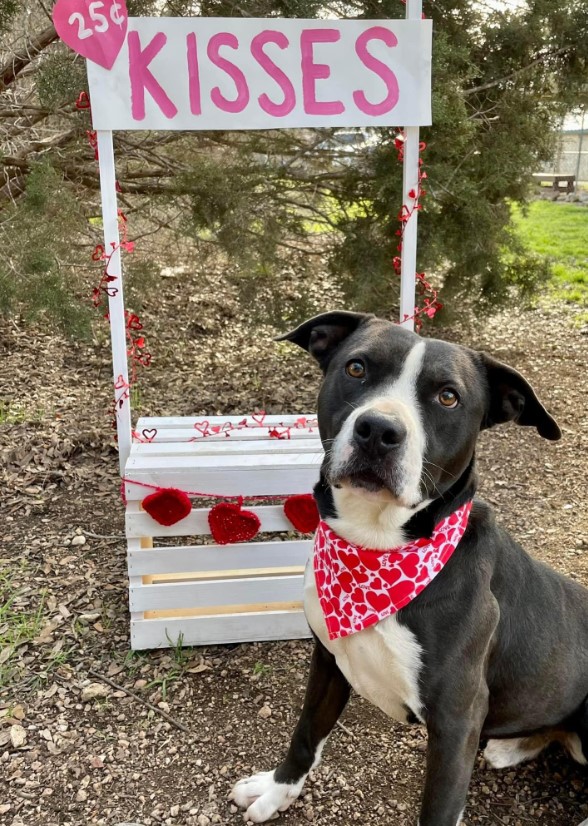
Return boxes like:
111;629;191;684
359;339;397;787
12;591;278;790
231;311;588;826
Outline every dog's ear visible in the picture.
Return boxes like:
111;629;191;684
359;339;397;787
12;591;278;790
276;311;372;371
479;353;561;441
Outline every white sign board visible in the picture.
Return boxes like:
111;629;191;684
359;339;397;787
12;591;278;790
87;17;432;131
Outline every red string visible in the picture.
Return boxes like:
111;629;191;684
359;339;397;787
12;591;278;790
120;476;302;505
120;476;312;507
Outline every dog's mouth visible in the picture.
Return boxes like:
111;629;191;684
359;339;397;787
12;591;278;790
344;468;388;493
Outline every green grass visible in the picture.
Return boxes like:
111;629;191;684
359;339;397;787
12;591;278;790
512;201;588;308
0;566;46;689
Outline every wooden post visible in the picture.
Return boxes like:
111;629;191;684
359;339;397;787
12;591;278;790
97;130;132;474
399;0;423;330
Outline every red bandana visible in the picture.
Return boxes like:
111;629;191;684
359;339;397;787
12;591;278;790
314;501;473;640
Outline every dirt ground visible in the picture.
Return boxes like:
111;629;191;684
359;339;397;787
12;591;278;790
1;258;587;826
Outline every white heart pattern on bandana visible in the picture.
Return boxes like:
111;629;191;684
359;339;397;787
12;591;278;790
314;501;473;640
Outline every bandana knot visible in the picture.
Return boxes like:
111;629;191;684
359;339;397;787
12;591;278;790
313;501;473;640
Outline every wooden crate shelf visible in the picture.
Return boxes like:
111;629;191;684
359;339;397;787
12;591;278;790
125;414;322;650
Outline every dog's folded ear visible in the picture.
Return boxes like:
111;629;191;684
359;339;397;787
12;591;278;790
276;311;372;370
479;353;561;441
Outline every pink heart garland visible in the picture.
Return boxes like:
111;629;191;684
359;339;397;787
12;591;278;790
53;0;128;70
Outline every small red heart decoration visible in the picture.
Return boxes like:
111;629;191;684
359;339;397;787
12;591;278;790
142;488;191;527
53;0;128;70
208;503;261;545
75;90;91;109
283;494;319;534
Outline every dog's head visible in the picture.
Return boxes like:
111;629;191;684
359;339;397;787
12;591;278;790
279;311;560;512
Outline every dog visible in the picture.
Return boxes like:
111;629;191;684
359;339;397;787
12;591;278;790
231;311;588;826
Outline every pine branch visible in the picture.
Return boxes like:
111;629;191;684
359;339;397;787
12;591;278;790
464;47;569;97
0;24;58;93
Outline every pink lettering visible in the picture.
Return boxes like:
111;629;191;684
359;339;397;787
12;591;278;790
186;33;201;116
353;27;399;116
207;33;250;114
251;31;295;118
300;29;344;116
128;31;178;121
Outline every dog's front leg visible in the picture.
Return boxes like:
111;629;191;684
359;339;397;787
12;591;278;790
231;639;350;823
419;690;489;826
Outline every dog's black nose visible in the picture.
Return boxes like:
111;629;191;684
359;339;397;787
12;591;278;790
353;412;407;456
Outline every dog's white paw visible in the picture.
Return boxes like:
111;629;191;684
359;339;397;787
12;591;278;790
483;736;548;769
230;770;304;822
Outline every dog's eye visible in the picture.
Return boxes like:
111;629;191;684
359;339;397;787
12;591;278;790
345;360;366;379
438;388;459;408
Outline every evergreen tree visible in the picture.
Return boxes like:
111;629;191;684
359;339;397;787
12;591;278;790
0;0;586;331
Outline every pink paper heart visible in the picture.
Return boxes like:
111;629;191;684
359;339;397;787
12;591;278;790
53;0;128;70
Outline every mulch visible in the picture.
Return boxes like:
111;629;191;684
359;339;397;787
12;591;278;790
0;259;586;825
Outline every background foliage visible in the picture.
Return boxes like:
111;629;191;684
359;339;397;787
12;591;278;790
0;0;587;333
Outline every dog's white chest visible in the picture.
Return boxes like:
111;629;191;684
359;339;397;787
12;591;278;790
304;564;424;723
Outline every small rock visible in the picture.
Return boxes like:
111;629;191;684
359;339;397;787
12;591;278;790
170;805;180;817
76;789;88;802
197;817;210;826
81;683;109;702
10;724;26;748
257;704;272;719
71;534;87;546
0;804;11;815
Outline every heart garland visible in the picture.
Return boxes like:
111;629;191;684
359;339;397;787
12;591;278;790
284;494;320;533
142;488;192;527
208;502;261;545
129;482;320;542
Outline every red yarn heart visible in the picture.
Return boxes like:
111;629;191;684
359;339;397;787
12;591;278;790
208;503;261;545
142;488;191;527
283;494;320;534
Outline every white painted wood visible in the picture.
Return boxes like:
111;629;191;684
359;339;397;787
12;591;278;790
128;539;312;576
136;414;317;430
133;427;319;443
124;466;321;500
130;573;304;612
399;0;423;330
131;610;311;650
97;130;132;473
128;451;322;472
131;437;321;457
126;502;299;537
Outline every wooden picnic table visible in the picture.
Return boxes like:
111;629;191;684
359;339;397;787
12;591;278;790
532;172;576;193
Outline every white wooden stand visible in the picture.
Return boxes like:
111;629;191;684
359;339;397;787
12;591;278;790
95;4;425;650
125;415;321;649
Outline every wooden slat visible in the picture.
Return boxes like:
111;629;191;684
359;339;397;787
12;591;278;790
149;566;304;583
130;609;311;649
125;502;295;538
144;600;303;618
128;451;322;471
132;427;319;443
123;461;321;500
129;574;305;612
131;437;321;457
128;539;311;576
136;414;316;430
